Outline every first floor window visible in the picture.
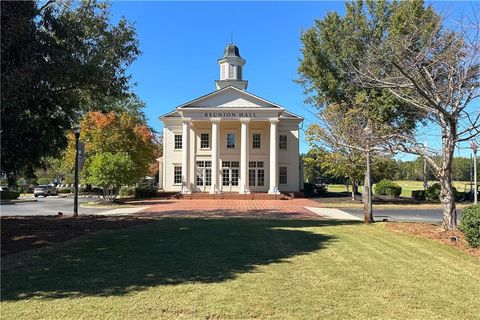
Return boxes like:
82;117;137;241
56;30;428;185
279;167;287;185
252;133;261;149
174;166;182;184
227;133;235;149
200;133;210;149
174;135;182;150
279;135;287;150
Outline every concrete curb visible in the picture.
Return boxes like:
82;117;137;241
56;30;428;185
1;199;38;205
305;207;362;221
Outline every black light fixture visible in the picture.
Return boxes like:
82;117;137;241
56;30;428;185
73;127;81;217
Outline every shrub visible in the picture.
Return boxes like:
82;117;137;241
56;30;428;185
411;190;426;200
0;190;20;200
58;187;72;194
460;204;480;248
134;187;157;198
119;186;135;197
374;179;402;197
425;183;461;202
425;183;441;202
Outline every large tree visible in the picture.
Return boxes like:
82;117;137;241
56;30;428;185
1;0;140;186
298;0;423;222
353;1;480;229
64;111;157;184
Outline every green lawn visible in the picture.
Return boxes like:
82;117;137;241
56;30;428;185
328;180;470;197
2;218;479;319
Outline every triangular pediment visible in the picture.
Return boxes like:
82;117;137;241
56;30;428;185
177;86;283;109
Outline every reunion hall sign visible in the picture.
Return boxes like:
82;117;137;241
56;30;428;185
204;112;257;118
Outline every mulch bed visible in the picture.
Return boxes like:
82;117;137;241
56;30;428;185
387;222;480;257
1;215;156;257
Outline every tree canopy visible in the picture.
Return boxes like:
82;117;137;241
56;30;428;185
65;110;158;183
1;0;140;184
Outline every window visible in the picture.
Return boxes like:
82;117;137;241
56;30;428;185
279;167;287;185
174;135;182;150
200;133;210;149
279;135;287;150
237;66;242;79
229;64;235;78
252;133;261;149
249;161;264;187
174;166;182;184
227;133;235;149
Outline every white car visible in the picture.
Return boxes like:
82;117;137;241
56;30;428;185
34;185;58;197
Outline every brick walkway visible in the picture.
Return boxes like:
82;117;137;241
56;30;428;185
136;198;325;219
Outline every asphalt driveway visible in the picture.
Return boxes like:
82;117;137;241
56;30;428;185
342;207;463;224
0;196;110;216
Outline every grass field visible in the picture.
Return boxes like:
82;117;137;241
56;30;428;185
327;180;471;197
2;218;479;319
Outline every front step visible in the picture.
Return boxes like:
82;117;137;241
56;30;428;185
179;192;291;200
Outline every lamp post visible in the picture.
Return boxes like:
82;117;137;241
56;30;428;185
73;127;81;217
472;141;478;205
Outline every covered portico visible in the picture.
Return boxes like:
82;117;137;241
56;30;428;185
179;112;281;195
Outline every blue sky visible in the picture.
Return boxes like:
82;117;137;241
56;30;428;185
110;1;478;159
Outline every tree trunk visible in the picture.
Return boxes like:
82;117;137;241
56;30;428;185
363;149;374;224
351;179;358;201
439;177;457;230
439;119;457;230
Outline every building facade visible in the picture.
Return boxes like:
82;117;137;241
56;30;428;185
159;44;303;194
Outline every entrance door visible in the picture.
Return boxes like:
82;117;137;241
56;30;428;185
221;161;239;192
195;161;211;191
248;161;265;191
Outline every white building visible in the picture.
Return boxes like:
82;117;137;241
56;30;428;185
159;44;303;194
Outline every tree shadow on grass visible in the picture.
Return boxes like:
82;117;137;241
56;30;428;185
1;218;354;301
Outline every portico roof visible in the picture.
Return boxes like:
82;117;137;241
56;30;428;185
159;86;303;120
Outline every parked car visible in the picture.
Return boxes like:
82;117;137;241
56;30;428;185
0;186;10;191
34;185;58;197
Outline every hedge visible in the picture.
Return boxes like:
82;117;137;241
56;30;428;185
134;187;157;198
0;190;20;200
460;204;480;248
411;190;426;200
374;179;402;197
425;183;463;202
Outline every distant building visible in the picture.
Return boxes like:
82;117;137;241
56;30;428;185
159;44;303;194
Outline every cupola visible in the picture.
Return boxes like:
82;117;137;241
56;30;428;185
215;43;248;90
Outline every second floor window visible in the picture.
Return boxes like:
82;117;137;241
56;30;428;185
279;135;287;150
200;133;210;149
174;135;182;150
227;133;235;149
252;133;261;149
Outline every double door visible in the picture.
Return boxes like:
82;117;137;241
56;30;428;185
222;161;239;191
195;161;211;191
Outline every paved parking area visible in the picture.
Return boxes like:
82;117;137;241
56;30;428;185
137;198;331;219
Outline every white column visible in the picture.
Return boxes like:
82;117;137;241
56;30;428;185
268;118;280;194
182;118;191;194
210;118;221;194
239;118;250;194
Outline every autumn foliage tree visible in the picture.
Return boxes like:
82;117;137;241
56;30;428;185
65;111;158;199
